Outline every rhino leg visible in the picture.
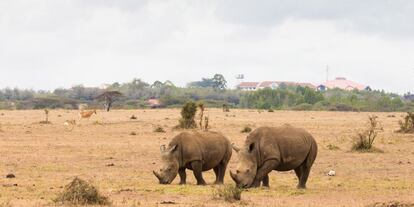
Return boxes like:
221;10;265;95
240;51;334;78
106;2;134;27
179;168;186;185
252;159;279;188
213;162;227;184
191;161;207;185
262;174;269;187
296;144;317;189
295;164;310;189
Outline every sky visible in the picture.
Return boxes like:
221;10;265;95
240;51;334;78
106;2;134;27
0;0;413;93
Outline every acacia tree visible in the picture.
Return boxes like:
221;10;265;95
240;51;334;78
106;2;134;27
95;91;123;111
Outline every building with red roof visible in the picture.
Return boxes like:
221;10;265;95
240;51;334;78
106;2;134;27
317;77;371;91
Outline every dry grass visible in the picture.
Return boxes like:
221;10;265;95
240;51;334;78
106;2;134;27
212;184;243;202
54;177;110;205
0;109;413;206
397;112;414;133
154;126;166;133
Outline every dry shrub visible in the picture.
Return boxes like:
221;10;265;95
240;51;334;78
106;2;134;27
397;112;414;133
154;126;166;133
352;115;383;152
222;104;230;112
54;177;110;206
39;109;52;124
130;115;137;120
241;126;252;133
178;102;197;129
213;184;243;202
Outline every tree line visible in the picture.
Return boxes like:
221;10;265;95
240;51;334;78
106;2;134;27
0;74;412;112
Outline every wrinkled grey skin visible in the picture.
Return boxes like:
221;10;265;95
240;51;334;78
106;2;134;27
230;126;318;189
153;131;232;185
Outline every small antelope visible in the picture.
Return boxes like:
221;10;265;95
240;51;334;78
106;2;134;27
79;110;97;120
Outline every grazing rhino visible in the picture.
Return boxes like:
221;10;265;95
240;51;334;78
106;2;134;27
153;131;232;185
230;125;318;189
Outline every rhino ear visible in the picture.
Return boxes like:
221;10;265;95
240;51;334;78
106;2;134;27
160;145;166;152
167;144;178;154
231;143;240;153
248;143;255;153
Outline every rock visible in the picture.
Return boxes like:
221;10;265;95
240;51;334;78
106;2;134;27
6;173;15;178
327;170;336;176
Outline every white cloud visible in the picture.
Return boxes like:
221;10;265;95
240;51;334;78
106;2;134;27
0;0;413;93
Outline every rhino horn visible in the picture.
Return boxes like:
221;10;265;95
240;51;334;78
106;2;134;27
230;170;238;183
153;170;162;181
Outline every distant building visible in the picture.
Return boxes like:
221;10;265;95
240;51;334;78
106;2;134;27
237;82;260;91
237;81;315;91
317;77;371;91
147;98;163;108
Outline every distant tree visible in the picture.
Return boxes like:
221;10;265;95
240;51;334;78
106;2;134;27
187;74;227;90
95;91;123;111
212;74;227;90
164;80;175;87
151;81;164;88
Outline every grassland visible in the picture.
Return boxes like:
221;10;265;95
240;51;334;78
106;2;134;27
0;109;413;206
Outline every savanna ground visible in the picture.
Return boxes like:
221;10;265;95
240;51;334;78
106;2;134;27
0;109;413;207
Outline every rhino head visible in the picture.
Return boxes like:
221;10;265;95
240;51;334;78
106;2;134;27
153;144;179;185
230;143;258;188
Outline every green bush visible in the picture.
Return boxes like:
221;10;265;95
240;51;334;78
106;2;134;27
292;103;313;111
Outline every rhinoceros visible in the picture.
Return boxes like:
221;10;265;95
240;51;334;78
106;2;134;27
153;131;232;185
230;125;318;189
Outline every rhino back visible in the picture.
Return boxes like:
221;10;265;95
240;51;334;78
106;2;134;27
174;131;231;171
248;126;316;170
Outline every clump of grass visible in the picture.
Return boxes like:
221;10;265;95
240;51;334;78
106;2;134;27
268;108;274;112
212;184;243;202
54;177;110;206
177;102;197;129
154;126;166;133
351;115;383;152
397;112;414;133
326;144;340;151
130;132;137;136
130;115;137;120
241;126;252;133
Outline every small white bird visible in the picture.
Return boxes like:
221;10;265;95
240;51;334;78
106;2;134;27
327;170;336;176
